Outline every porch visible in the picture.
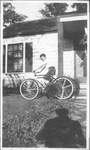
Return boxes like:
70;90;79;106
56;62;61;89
57;13;87;83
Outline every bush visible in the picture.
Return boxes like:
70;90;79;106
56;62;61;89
44;82;60;99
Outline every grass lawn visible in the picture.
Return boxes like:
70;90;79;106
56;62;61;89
2;93;86;147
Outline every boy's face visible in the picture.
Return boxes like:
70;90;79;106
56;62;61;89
40;56;46;61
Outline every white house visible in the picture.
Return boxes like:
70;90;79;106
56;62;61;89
3;12;88;87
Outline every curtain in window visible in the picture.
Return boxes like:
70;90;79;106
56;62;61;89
7;43;23;72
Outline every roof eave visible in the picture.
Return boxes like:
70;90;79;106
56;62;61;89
3;29;58;39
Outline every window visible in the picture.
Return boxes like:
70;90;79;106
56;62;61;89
7;43;23;72
25;43;33;72
3;45;6;73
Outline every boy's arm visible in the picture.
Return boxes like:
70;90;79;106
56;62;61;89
34;63;47;73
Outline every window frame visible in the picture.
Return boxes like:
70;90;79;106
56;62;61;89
7;43;23;73
3;42;33;74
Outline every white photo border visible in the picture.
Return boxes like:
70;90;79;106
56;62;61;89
0;1;90;150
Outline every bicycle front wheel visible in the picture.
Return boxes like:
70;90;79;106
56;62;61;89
54;77;74;100
20;79;39;100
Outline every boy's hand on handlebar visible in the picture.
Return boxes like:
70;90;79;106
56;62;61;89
32;70;36;76
33;70;40;74
33;70;36;73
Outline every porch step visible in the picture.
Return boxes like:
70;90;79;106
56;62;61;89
79;83;87;96
79;90;87;96
79;83;87;90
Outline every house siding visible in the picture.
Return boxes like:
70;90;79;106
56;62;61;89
63;39;74;77
63;51;74;77
3;32;75;79
3;33;58;77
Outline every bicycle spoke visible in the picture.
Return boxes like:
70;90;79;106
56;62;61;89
62;79;66;87
30;90;37;96
29;88;37;91
63;84;72;89
23;83;28;89
64;89;70;97
60;89;65;98
24;89;37;98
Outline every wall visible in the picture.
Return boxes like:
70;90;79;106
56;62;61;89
3;33;75;78
3;33;58;77
63;39;74;77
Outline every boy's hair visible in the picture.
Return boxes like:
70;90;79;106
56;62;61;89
40;53;46;58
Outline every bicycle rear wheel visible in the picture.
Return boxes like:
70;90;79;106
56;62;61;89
20;79;39;100
54;77;74;100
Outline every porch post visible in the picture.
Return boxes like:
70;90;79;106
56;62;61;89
57;17;64;76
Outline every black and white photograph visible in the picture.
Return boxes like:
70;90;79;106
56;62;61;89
0;0;90;149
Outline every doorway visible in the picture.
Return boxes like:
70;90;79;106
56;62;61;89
73;29;87;83
63;19;87;83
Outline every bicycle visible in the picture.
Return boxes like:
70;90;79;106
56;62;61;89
20;71;75;100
